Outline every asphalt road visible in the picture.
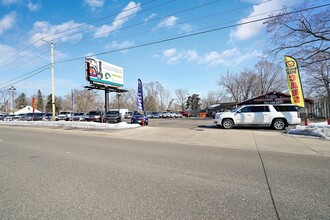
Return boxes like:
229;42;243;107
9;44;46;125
0;126;329;219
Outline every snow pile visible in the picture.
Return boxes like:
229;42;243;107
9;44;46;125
288;122;330;140
0;121;140;130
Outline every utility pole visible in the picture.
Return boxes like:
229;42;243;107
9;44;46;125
9;86;16;114
51;41;55;121
42;39;56;121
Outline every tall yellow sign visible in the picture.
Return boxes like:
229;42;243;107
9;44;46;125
284;56;305;108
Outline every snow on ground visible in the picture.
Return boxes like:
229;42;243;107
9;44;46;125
288;122;330;140
0;120;329;140
0;121;140;130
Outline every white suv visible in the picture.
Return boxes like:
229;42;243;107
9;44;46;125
214;104;301;130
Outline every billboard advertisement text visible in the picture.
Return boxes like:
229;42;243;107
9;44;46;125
85;57;123;88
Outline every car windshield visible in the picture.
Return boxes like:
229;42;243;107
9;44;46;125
74;113;84;116
133;111;143;116
106;111;119;114
88;111;101;115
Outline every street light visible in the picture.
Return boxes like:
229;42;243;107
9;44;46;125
9;86;16;114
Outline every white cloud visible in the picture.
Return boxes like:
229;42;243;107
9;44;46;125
29;20;86;45
84;0;104;11
0;44;16;63
157;48;261;67
179;23;193;32
144;13;157;23
0;12;16;34
157;16;178;28
160;48;199;65
94;1;141;38
1;0;18;6
28;1;41;12
202;48;262;66
231;0;287;40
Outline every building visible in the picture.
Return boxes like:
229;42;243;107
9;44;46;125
207;91;315;118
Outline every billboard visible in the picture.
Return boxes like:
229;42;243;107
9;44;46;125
85;57;123;88
284;55;305;108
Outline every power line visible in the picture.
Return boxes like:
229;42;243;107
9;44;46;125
0;65;50;90
55;3;330;64
0;0;164;70
59;0;273;52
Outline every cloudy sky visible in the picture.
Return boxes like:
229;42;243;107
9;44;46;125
1;0;319;100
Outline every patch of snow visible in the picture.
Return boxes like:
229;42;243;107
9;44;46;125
0;121;140;130
288;122;330;140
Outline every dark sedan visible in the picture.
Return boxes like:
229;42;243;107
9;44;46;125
104;110;122;123
131;111;149;125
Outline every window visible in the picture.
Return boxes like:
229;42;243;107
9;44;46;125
251;106;270;112
274;105;298;112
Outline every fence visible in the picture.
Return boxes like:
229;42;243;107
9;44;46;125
309;102;330;119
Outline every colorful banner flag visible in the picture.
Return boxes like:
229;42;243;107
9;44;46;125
32;98;37;113
136;79;144;113
284;55;305;108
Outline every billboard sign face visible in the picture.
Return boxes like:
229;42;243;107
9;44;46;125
85;57;123;88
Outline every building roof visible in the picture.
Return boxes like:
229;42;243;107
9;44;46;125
15;106;41;114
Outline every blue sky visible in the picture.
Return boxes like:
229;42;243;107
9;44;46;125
0;0;312;99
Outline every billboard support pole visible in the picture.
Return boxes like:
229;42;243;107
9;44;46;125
105;87;109;112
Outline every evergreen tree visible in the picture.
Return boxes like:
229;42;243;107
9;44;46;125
186;94;201;110
45;94;61;113
15;93;28;109
36;90;44;112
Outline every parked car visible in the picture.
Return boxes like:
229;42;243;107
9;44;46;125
25;112;43;121
124;111;133;119
214;104;301;130
42;112;53;121
161;111;170;118
4;114;15;121
71;112;86;121
0;114;6;121
85;110;104;122
131;111;149;125
14;113;27;121
150;112;160;118
103;110;122;123
56;111;73;121
179;111;191;117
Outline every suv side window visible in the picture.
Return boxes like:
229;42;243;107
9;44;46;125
251;106;267;112
240;107;251;113
273;106;298;112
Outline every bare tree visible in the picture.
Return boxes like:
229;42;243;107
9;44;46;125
62;89;102;112
304;57;330;102
265;1;330;67
253;60;287;95
120;88;136;111
175;89;188;111
201;90;226;109
219;69;257;103
0;89;11;112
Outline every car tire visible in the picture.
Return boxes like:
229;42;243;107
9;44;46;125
272;119;286;130
222;119;234;129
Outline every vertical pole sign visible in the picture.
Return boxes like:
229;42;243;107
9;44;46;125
32;97;37;113
284;55;305;108
136;79;144;113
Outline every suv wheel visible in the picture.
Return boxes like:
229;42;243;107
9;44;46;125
222;119;234;129
272;119;286;130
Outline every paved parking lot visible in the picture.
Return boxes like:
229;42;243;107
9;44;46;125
107;117;330;157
